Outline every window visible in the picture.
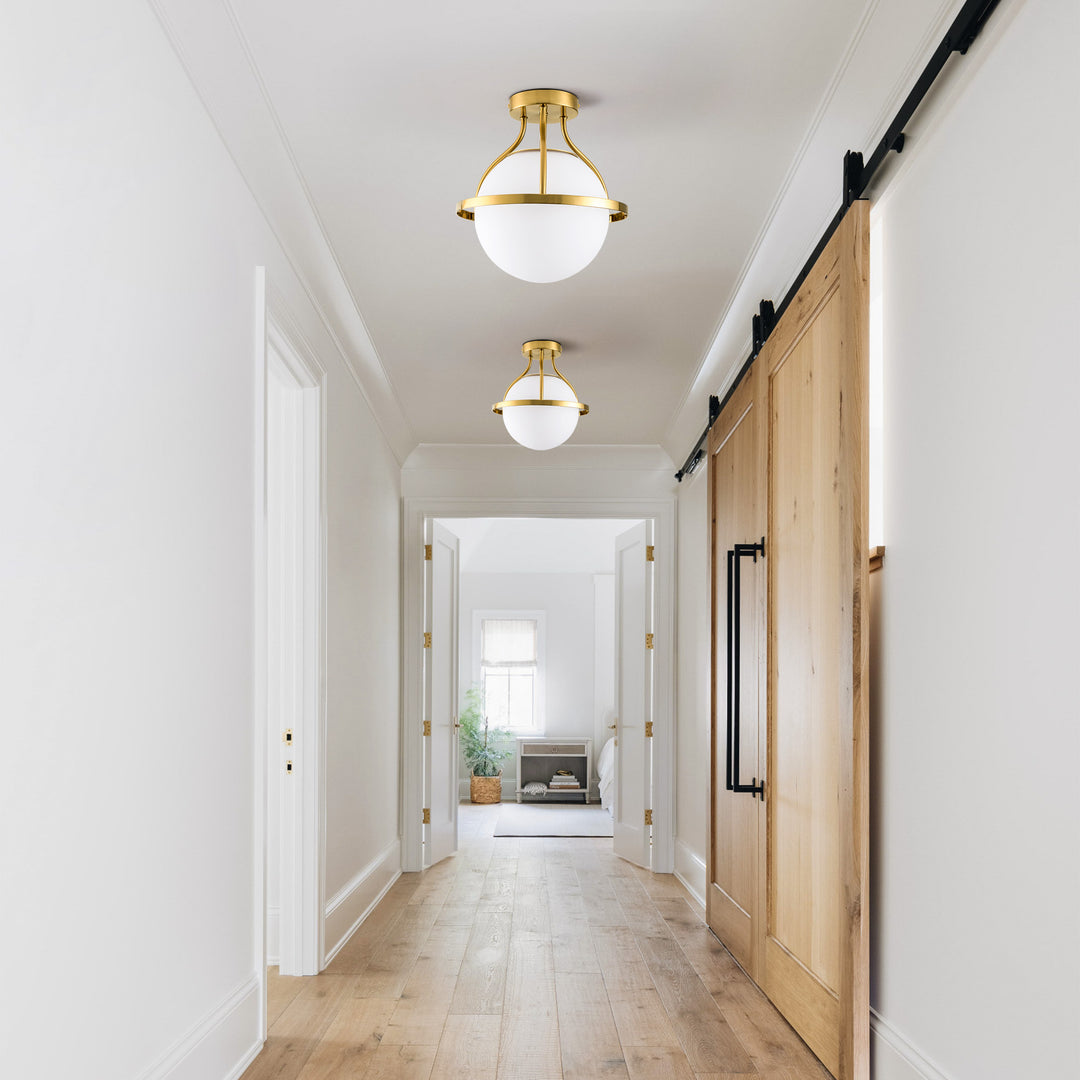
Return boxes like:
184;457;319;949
479;616;542;731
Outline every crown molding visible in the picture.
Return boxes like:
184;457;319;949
147;0;415;463
402;443;676;473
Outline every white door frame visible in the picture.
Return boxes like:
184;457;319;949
424;521;460;866
254;270;328;1012
612;520;654;868
401;496;676;874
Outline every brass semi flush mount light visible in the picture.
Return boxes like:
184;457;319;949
494;340;588;450
457;90;628;283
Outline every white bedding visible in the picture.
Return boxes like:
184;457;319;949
597;736;616;814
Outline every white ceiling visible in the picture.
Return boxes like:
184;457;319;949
439;518;642;575
154;0;960;458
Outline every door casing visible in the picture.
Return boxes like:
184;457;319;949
254;270;328;1021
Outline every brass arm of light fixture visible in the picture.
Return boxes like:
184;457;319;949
539;104;547;196
471;113;528;200
546;349;579;399
560;112;612;201
457;90;628;223
502;353;535;401
492;340;589;416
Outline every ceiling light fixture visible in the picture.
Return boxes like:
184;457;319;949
457;90;628;283
493;340;588;450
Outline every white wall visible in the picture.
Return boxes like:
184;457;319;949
867;1;1079;1076
673;1;1080;1077
459;572;607;791
0;2;400;1077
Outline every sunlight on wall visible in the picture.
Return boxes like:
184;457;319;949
869;210;884;548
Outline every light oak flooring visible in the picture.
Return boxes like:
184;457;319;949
243;803;831;1080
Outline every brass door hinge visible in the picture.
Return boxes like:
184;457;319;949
423;720;431;736
424;544;432;561
422;808;431;825
282;728;293;745
646;545;655;562
644;809;653;826
645;633;654;650
285;760;293;775
645;721;653;738
423;632;432;648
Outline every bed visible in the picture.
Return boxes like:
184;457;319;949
597;736;616;814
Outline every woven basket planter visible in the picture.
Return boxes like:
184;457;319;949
470;773;502;804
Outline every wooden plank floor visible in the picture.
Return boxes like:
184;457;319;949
243;803;831;1080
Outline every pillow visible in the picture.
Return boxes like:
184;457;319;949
522;781;548;795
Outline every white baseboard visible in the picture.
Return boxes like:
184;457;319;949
673;839;706;908
323;838;401;966
135;974;261;1080
870;1009;955;1080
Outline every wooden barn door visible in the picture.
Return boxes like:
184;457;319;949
708;201;870;1079
706;373;766;978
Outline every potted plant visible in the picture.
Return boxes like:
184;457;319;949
458;685;513;804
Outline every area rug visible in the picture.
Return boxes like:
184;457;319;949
493;802;613;837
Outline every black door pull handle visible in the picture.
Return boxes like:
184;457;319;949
726;538;765;800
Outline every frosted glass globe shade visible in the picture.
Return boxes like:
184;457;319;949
502;373;580;450
474;150;609;283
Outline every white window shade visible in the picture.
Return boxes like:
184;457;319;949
481;619;537;667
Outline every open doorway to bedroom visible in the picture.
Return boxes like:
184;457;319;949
435;517;644;846
402;495;676;876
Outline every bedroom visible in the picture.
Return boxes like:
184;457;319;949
437;517;647;838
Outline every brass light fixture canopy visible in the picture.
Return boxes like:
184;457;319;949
508;89;580;122
493;340;589;451
458;90;627;283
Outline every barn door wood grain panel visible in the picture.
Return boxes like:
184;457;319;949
762;200;869;1079
706;201;869;1080
706;373;766;977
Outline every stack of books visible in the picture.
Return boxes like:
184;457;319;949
549;771;580;791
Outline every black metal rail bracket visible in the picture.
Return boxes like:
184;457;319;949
751;300;776;357
674;395;721;481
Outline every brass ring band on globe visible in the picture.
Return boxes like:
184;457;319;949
492;399;590;415
457;193;629;222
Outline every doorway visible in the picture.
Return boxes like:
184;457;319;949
256;273;328;993
401;496;677;876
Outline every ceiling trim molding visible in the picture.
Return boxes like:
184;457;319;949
662;0;965;459
402;443;676;474
147;0;416;463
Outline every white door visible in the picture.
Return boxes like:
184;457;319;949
613;521;652;868
266;340;323;977
425;522;460;866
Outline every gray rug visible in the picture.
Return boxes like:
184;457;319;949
494;802;613;837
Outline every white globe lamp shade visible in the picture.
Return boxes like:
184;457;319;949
502;373;581;450
474;150;609;283
458;90;627;283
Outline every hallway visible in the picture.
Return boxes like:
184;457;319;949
244;804;829;1080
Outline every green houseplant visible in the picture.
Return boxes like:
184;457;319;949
458;685;513;803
